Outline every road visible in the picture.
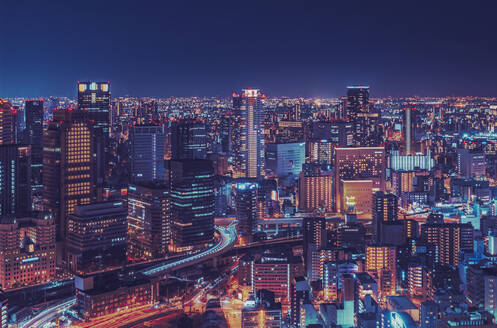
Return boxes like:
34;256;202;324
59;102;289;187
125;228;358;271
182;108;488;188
20;297;76;328
23;224;237;328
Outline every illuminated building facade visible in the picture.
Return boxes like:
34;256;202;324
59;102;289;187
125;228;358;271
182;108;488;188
421;223;474;267
0;144;31;216
241;289;282;328
170;118;207;160
366;245;396;297
298;163;333;213
170;159;214;252
66;201;127;274
0;99;17;145
130;125;165;183
308;139;334;164
77;81;111;190
232;89;265;178
457;148;486;178
253;254;296;305
339;179;373;215
127;183;170;259
236;182;259;243
372;192;398;242
309;120;354;148
334;147;385;212
43;108;95;242
0;213;56;290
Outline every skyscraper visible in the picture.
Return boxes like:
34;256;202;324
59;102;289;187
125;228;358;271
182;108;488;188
372;192;398;243
77;82;111;191
43;108;95;242
170;159;214;252
232;89;265;178
127;183;170;260
25;100;44;192
298;163;333;214
366;245;396;297
0;99;17;145
346;85;378;145
170;118;207;160
235;182;259;244
0;144;32;216
266;142;305;177
403;106;418;155
130;125;165;183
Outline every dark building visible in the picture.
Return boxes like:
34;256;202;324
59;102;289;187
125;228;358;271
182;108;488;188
0;144;31;217
170;119;207;160
77;82;111;193
66;201;127;274
0;99;17;145
372;192;398;243
43;108;95;243
309;120;354;147
170;159;214;252
129;125;165;183
24;100;44;192
403;107;418;155
235;182;259;244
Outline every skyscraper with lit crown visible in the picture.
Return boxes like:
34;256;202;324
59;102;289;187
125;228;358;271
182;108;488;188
232;89;265;178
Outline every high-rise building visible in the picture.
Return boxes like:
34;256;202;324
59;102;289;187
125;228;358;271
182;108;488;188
43;108;95;242
24;99;44;192
309;121;354;147
421;223;474;267
366;245;396;297
170;159;214;252
403;107;418;155
232;89;265;178
346;85;379;145
236;182;259;244
66;201;127;273
346;86;370;121
266;142;305;178
0;144;31;216
334;147;385;212
127;182;170;260
420;301;438;328
130;125;165;183
372;192;398;242
0;213;56;290
77;81;111;191
170;119;207;160
0;99;17;145
242;289;282;328
298;163;333;213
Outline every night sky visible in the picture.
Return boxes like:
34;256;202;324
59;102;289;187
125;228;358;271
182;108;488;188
1;0;496;98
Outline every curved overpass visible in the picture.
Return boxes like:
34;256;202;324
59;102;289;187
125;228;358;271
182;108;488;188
142;224;237;276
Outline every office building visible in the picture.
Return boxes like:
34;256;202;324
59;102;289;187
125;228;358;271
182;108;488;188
241;289;282;328
389;149;434;171
75;271;159;320
170;159;214;252
0;213;56;290
43;108;95;242
0;99;17;145
24;100;44;191
77;81;111;189
232;89;265;178
308;139;334;164
334;147;385;212
372;192;398;242
170;118;207;160
127;183;170;260
66;201;127;274
309;120;354;147
266;142;305;177
298;163;333;213
0;144;31;216
130;125;165;183
346;85;370;121
339;179;373;215
457;148;486;178
236;182;259;244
